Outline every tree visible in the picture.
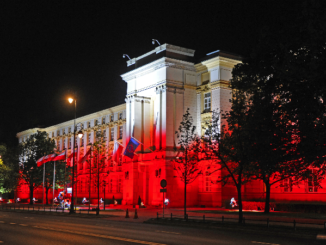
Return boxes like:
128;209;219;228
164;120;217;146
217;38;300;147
91;129;109;214
19;131;55;205
0;144;19;195
204;91;254;223
173;109;203;220
227;0;326;213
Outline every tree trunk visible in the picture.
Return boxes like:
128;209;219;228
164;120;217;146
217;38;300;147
264;181;271;214
29;183;34;205
237;184;243;224
237;172;243;224
184;148;187;220
184;175;187;220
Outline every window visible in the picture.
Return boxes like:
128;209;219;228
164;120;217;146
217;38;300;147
125;171;129;179
119;113;122;120
307;170;318;192
57;141;61;150
110;115;114;122
118;179;122;193
87;122;91;128
68;138;71;149
103;129;106;137
63;140;66;149
81;136;84;146
52;132;54;137
88;133;92;144
110;128;114;141
204;93;211;111
95;120;98;126
57;130;60;136
119;126;123;139
283;178;292;192
68;127;71;133
102;117;106;124
205;171;211;192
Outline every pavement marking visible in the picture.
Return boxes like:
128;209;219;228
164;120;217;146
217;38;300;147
155;230;180;235
0;241;3;243
0;221;4;223
19;224;28;226
317;234;326;240
31;226;166;245
9;223;16;225
252;242;280;245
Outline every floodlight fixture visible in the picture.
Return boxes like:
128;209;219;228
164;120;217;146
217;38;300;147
152;39;161;46
122;54;131;60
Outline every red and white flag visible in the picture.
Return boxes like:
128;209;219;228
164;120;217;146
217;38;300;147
36;156;45;167
113;142;123;163
79;148;91;164
53;151;66;161
43;153;57;164
67;149;77;160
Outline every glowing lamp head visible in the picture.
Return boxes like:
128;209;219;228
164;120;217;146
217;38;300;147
152;39;155;45
68;98;74;104
77;130;83;139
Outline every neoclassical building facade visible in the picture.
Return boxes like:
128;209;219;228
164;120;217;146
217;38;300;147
17;43;325;207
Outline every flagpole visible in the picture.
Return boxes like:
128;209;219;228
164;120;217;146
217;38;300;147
43;156;45;205
64;149;67;195
89;145;92;211
53;161;55;208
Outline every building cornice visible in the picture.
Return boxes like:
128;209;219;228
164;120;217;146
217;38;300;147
195;56;241;72
125;43;195;67
17;104;126;138
121;57;195;82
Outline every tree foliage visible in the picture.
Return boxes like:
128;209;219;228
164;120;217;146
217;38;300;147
19;131;55;204
0;144;19;194
226;0;326;213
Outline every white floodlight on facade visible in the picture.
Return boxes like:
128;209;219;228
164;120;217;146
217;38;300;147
152;39;161;46
122;54;131;60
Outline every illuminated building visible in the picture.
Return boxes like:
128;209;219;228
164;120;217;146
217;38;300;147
16;44;324;207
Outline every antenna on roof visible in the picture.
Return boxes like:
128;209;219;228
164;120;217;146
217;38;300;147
152;39;161;46
122;54;131;60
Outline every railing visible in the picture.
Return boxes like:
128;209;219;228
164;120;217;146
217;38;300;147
0;203;104;216
155;212;326;231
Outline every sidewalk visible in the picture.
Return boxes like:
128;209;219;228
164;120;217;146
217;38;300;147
2;203;326;227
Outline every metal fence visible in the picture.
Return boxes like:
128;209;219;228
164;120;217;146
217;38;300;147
156;212;326;231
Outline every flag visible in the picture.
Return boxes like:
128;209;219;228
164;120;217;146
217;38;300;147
53;151;66;161
124;138;140;159
79;148;91;164
113;142;123;163
43;153;56;164
36;156;45;167
67;149;77;160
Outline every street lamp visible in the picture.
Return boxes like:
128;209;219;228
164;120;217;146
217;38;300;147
68;97;84;214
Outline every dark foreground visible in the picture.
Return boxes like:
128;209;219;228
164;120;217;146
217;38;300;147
0;211;322;245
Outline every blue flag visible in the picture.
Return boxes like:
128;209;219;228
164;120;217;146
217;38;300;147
124;138;140;159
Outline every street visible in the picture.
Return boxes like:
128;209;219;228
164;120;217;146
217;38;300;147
0;212;322;245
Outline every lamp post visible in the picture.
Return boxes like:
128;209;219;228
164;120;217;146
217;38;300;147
68;97;84;214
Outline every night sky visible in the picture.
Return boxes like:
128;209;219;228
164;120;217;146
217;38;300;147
0;0;298;146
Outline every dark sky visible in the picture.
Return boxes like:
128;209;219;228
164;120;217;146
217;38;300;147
0;0;297;146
